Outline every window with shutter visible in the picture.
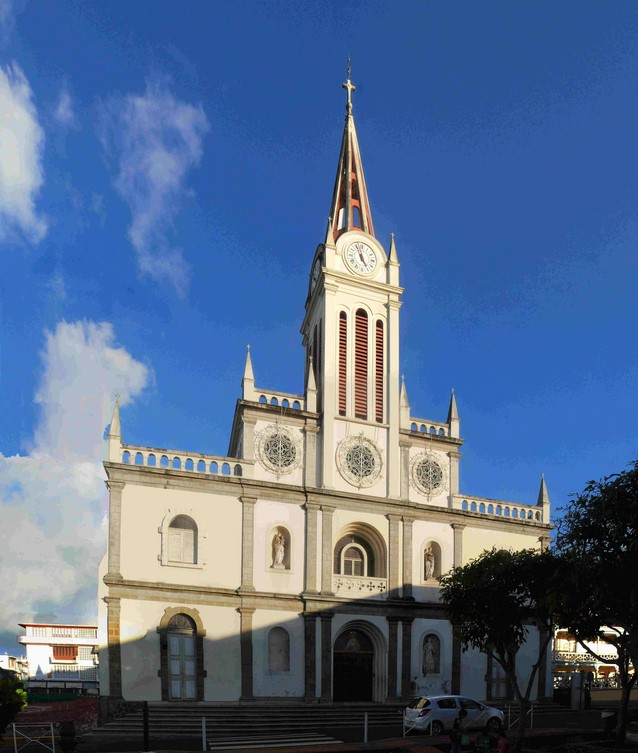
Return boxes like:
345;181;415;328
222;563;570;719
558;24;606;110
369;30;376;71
354;309;368;419
375;320;384;423
168;515;197;564
338;312;347;416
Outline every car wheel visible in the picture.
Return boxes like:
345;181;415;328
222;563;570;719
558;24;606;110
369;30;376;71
430;720;444;736
486;717;502;732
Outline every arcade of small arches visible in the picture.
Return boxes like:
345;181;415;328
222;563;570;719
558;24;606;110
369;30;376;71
460;498;542;521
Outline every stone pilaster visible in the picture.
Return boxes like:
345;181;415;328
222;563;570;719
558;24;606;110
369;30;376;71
320;612;334;701
387;617;400;700
399;440;411;500
240;496;257;591
538;535;551;552
104;596;122;698
242;419;256;461
451;629;462;694
451;523;465;567
320;505;335;595
387;513;401;597
401;617;413;699
238;607;255;700
303;613;317;701
303;424;319;488
106;480;125;580
304;503;320;593
402;516;414;599
448;450;462;502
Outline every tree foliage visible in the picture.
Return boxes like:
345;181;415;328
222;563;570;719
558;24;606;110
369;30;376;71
554;457;638;741
0;668;28;741
439;548;556;753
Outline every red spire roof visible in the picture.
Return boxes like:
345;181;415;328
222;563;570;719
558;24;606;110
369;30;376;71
327;65;375;242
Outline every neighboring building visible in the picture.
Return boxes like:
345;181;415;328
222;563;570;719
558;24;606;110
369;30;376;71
0;653;29;682
18;623;99;694
553;628;632;688
99;72;553;704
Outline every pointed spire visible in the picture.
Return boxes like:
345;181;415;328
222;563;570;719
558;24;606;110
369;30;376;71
537;473;551;508
242;345;256;400
305;353;317;412
389;232;399;263
400;374;410;429
447;388;460;438
108;395;121;438
327;62;375;242
324;215;334;246
107;395;122;462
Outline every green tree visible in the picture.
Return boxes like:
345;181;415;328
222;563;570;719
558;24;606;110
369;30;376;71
439;548;556;753
0;668;28;741
554;457;638;743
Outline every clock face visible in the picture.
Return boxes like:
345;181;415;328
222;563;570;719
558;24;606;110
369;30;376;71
346;241;377;275
310;259;321;293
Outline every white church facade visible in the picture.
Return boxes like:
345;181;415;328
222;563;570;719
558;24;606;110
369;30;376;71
98;73;552;704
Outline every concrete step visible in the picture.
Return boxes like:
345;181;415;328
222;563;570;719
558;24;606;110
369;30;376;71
208;733;343;750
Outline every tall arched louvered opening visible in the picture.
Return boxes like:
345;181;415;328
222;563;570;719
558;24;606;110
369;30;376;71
338;312;347;416
375;320;384;423
354;309;368;420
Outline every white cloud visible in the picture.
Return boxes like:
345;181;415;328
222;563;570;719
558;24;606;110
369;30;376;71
54;84;78;129
99;80;209;296
0;321;150;639
0;63;47;244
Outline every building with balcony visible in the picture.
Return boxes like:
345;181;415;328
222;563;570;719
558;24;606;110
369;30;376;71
553;628;629;688
99;72;553;704
0;653;29;682
18;623;99;694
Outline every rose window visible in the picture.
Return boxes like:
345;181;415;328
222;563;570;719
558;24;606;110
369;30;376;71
263;433;296;470
416;459;443;491
256;425;302;476
410;452;447;497
336;434;383;488
345;444;375;481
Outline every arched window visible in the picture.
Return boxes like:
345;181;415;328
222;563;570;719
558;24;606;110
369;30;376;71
375;320;384;423
334;535;375;577
168;515;197;564
354;308;368;419
338;312;347;416
268;627;290;672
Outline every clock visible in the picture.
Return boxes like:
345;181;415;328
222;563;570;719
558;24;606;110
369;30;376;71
345;241;377;275
310;258;322;294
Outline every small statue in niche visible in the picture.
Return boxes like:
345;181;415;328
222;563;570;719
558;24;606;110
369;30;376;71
422;634;440;675
424;545;436;580
272;529;286;569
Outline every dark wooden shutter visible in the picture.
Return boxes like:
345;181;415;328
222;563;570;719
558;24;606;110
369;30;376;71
338;312;347;416
375;320;384;423
354;309;368;419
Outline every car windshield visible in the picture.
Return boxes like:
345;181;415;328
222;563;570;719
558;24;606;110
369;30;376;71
407;697;430;710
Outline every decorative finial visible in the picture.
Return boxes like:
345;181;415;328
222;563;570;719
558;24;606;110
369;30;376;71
247;344;251;352
342;57;355;114
401;374;405;383
115;393;120;403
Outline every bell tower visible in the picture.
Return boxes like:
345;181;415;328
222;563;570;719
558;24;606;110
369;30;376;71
301;65;403;498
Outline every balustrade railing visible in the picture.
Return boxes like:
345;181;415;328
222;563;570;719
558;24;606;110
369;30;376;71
452;494;544;523
119;444;253;479
333;576;387;598
408;418;448;437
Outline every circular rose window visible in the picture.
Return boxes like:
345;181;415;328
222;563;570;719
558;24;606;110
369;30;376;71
410;452;447;496
256;425;302;476
336;434;383;488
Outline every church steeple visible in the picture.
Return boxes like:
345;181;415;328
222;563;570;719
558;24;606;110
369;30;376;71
327;62;375;243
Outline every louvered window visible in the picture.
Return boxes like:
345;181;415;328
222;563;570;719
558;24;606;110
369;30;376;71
168;515;197;564
52;645;77;661
375;320;384;423
338;312;347;416
354;309;368;419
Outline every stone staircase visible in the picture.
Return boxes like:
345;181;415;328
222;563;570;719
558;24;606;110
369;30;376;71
86;702;406;743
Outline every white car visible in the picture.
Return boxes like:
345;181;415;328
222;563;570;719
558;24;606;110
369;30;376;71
404;695;504;735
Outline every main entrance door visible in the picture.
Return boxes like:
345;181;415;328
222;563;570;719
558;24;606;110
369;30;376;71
333;629;374;702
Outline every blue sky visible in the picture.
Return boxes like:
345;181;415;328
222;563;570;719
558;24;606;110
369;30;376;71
1;1;637;654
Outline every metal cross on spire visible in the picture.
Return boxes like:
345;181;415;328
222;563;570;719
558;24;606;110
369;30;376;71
342;57;355;114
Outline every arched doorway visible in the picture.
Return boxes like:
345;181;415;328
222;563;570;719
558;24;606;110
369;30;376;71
333;628;374;701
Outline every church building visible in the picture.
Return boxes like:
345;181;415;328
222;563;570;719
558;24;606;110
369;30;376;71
98;72;553;705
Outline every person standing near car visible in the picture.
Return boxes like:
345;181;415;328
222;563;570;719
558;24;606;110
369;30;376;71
449;708;468;753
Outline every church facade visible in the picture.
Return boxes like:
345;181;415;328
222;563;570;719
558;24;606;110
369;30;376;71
98;73;552;704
